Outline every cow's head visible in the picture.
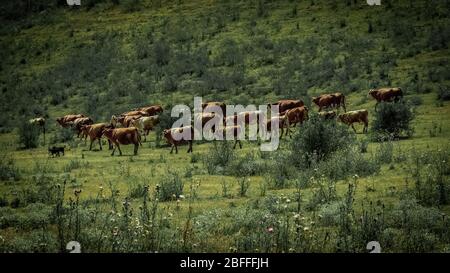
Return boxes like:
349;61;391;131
337;113;346;123
368;89;378;98
311;96;320;104
56;117;63;125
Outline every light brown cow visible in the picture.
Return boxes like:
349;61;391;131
130;115;160;142
56;114;85;128
271;99;304;114
101;127;141;156
338;109;369;133
80;123;113;151
136;105;163;116
369;87;403;110
163;126;194;154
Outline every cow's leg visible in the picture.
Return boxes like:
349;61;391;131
233;140;237;149
170;144;174;154
175;144;179;154
351;124;357;133
98;138;102;150
187;141;193;153
134;143;138;155
89;139;94;151
117;144;123;156
238;140;242;149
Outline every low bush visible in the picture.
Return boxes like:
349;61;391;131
371;102;415;139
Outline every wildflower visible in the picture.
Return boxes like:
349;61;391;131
267;227;274;233
112;227;119;236
303;227;310;232
179;195;185;200
293;213;300;219
286;199;291;203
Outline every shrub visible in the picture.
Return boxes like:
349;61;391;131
371;102;414;139
51;127;75;144
290;114;355;167
437;85;450;101
18;121;40;149
0;155;20;181
202;141;235;175
158;171;184;201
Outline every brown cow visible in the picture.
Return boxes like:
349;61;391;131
121;110;149;117
265;115;289;139
217;125;243;149
70;117;94;138
312;93;346;112
56;114;85;128
136;105;163;116
163;126;194;154
29;117;46;144
80;123;113;151
369;87;403;110
338;109;369;134
271;99;304;114
202;101;226;114
285;106;308;127
101;127;141;156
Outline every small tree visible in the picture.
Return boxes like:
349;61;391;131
371;102;414;139
290;114;355;167
18;121;40;149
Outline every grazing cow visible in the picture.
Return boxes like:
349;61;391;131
56;114;85;128
265;115;289;139
163;126;194;154
271;99;304;114
48;146;65;157
101;127;141;156
369;87;403;110
318;110;337;120
130;115;160;142
29;117;46;144
202;101;226;114
80;123;113;151
217;125;243;149
284;106;308;127
312;93;346;112
70;117;94;138
338;109;369;133
123;115;142;128
135;105;163;116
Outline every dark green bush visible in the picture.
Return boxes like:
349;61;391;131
371;102;415;139
18;121;40;149
290;114;355;166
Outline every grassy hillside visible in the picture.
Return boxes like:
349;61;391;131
0;0;449;253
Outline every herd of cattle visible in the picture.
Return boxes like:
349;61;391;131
28;88;403;155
